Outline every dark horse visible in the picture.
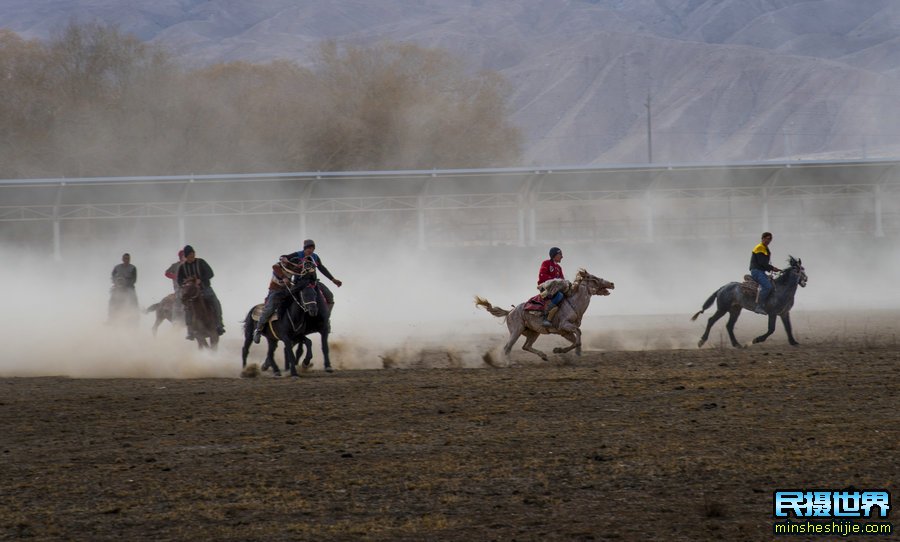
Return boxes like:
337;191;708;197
693;256;808;348
241;282;332;377
181;281;219;350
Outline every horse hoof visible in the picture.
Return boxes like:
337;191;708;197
325;366;334;373
752;337;762;344
697;339;705;348
273;372;282;378
552;347;564;354
733;343;745;349
789;341;800;347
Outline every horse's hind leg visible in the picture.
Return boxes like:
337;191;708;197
521;329;549;362
781;312;799;346
752;314;778;345
698;309;727;348
502;323;525;359
725;307;745;348
152;313;164;337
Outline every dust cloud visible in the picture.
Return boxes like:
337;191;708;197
2;219;899;378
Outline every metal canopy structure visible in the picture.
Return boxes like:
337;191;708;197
1;158;898;257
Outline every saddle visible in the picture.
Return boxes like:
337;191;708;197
251;303;279;322
741;275;759;295
523;294;546;313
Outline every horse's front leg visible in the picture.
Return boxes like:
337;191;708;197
283;339;298;377
752;314;778;344
781;312;800;346
300;336;314;369
320;333;333;373
553;323;581;354
263;338;280;376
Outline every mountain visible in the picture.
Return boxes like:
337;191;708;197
3;0;899;165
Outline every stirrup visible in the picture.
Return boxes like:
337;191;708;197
753;305;767;315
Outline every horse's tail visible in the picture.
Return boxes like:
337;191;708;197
691;288;721;321
242;308;256;337
475;296;511;319
145;302;160;314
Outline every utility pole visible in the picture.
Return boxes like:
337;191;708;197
645;92;653;163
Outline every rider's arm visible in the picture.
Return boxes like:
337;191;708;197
133;266;137;286
200;259;214;282
316;260;337;283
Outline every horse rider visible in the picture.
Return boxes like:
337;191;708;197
538;247;565;327
282;239;342;319
164;249;186;321
176;245;225;339
252;257;311;344
750;232;781;314
109;252;138;319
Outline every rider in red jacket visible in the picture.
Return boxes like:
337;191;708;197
538;247;565;327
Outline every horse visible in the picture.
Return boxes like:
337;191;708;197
145;293;183;336
692;256;808;348
180;280;219;350
475;268;615;362
107;277;140;327
241;282;333;377
241;309;312;378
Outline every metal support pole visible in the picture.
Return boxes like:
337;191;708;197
417;197;426;250
874;184;884;238
528;207;537;246
177;178;192;247
299;179;317;242
761;186;769;232
52;183;64;261
517;206;526;247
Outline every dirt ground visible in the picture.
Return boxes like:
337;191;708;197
2;311;898;541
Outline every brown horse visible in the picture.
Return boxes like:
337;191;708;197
145;293;183;336
476;268;614;362
181;281;219;350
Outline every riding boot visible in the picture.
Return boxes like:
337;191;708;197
541;309;552;328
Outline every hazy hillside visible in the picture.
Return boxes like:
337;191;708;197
3;0;899;165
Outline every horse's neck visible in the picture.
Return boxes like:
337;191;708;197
567;283;592;316
772;270;799;305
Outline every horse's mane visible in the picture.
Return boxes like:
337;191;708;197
572;268;589;289
774;258;800;285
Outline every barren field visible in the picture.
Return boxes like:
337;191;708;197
2;311;898;541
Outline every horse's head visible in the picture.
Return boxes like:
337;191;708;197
572;268;615;296
292;283;319;316
788;255;808;288
180;280;202;302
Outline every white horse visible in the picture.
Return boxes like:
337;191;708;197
476;268;614;362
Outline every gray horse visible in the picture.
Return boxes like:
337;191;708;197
693;256;808;348
476;268;614;362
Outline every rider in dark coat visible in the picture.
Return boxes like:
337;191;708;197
252;257;310;344
177;245;225;339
